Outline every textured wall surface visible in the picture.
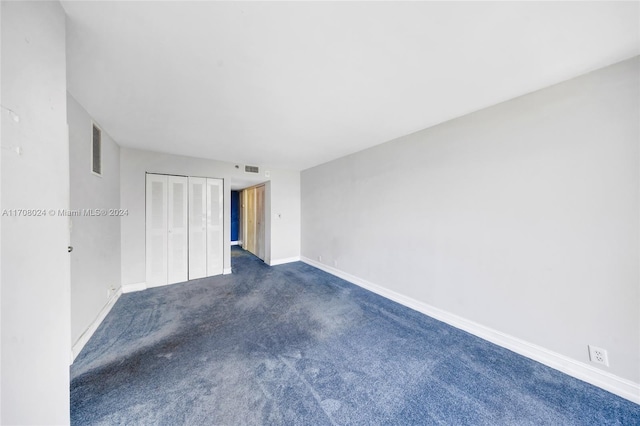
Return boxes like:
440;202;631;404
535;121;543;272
68;93;121;346
1;1;71;423
302;58;639;384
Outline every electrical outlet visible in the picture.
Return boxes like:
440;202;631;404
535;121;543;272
588;345;609;367
318;255;322;262
333;260;338;267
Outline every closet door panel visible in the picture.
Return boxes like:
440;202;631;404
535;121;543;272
167;176;188;284
255;185;265;260
146;174;168;287
245;187;256;254
206;178;224;276
189;177;207;280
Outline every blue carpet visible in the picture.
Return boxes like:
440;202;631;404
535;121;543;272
71;247;640;425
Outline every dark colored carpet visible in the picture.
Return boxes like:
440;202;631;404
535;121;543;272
71;247;640;425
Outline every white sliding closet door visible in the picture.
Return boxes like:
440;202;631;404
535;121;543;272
207;178;224;276
255;185;265;260
167;176;188;284
189;177;207;280
146;174;168;287
147;174;223;287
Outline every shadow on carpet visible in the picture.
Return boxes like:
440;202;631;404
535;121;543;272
71;247;640;425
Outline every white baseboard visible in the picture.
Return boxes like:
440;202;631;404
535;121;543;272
230;241;239;246
71;288;122;362
300;257;640;404
269;256;301;266
122;282;147;293
223;268;232;275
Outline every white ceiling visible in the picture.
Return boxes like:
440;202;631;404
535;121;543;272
62;1;639;171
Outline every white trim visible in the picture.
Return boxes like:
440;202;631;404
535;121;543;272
269;256;301;266
122;281;147;293
223;268;232;275
71;288;122;362
147;281;176;289
300;257;640;404
230;241;239;246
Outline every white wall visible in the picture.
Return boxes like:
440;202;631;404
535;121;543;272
68;93;121;350
302;58;639;391
120;147;300;288
0;3;4;420
1;1;71;424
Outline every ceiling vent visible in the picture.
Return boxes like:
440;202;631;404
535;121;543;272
244;165;259;174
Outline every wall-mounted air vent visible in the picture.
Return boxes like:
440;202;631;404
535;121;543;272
92;123;102;176
245;165;259;174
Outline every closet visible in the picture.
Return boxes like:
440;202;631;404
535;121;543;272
146;173;223;287
242;184;265;260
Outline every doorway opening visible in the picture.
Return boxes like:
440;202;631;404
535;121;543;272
240;183;266;261
229;177;271;270
231;190;240;246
